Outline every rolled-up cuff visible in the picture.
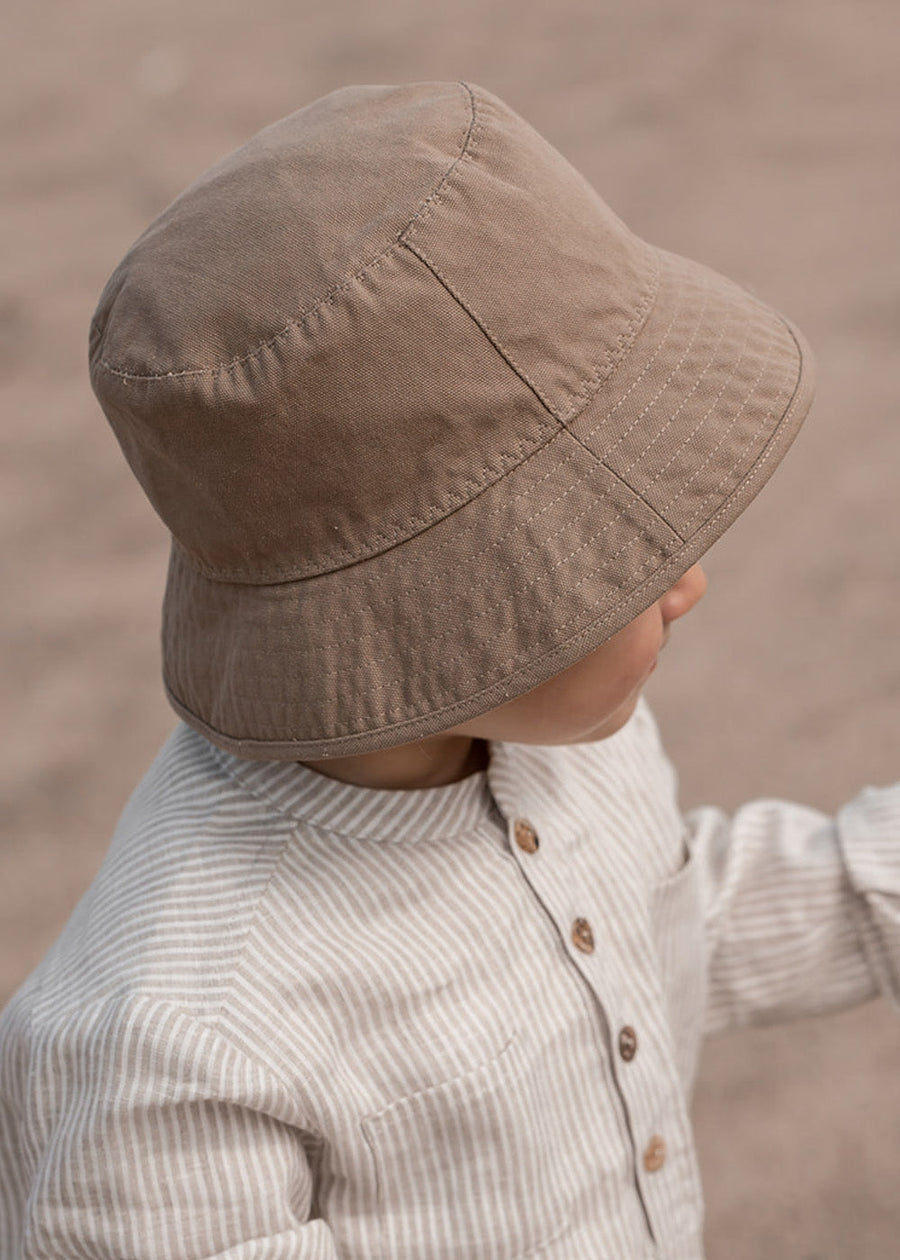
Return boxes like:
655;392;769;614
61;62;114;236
838;784;900;1008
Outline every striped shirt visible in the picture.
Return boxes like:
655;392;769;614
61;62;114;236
1;699;898;1259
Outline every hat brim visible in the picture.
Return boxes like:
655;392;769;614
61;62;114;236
162;247;815;759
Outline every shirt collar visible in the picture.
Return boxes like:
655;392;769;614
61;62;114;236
210;739;498;843
204;699;651;845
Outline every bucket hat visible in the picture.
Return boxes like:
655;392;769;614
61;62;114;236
89;81;815;760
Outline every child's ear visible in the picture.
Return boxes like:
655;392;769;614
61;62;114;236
658;564;708;625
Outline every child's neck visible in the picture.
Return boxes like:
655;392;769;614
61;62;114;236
301;734;489;790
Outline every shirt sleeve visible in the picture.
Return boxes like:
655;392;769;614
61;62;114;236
685;783;900;1037
0;994;341;1260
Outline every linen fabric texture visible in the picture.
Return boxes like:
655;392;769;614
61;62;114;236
2;702;898;1259
89;82;815;758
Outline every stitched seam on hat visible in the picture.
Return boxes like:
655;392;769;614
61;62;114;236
191;532;672;723
593;266;707;461
173;423;664;615
670;338;795;526
578;261;689;447
559;426;687;544
216;512;675;695
91;84;481;384
615;291;731;478
320;432;589;600
355;477;620;627
660;329;779;513
574;258;788;520
170;416;561;585
610;292;751;488
91;241;402;384
398;82;483;240
632;313;754;489
403;236;659;428
173;333;807;748
555;262;659;422
169;434;596;622
229;431;612;616
575;312;790;547
167;536;668;746
400;90;661;420
660;317;805;539
401;238;562;418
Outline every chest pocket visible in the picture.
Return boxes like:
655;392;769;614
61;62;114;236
649;832;708;1093
361;1030;569;1259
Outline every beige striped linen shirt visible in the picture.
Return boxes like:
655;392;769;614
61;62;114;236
1;700;898;1259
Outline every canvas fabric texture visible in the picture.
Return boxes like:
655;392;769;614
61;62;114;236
2;700;898;1260
88;82;816;759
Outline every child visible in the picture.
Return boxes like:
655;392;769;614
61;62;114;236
1;81;897;1260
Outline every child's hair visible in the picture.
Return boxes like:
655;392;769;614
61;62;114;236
89;81;814;762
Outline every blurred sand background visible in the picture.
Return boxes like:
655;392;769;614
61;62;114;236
2;0;899;1254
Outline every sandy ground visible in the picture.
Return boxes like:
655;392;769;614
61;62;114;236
2;0;899;1254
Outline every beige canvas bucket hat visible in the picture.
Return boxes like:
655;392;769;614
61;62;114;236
89;81;815;760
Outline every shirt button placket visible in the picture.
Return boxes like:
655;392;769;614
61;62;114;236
642;1134;667;1173
513;819;539;854
571;917;595;954
618;1024;638;1062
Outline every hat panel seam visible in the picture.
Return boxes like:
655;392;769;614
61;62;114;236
584;253;701;461
564;427;689;545
170;445;681;697
168;409;562;586
165;336;810;747
173;422;589;601
396;80;483;243
91;245;401;384
552;258;658;423
306;426;593;607
400;227;659;433
571;253;797;530
400;236;558;417
166;354;801;746
400;88;660;422
229;452;638;669
397;80;483;245
171;416;679;626
90;83;480;385
326;434;603;616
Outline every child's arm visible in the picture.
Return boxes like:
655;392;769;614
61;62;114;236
0;994;341;1259
684;784;900;1034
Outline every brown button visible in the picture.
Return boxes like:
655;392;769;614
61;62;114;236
642;1135;666;1173
618;1025;638;1062
571;917;595;954
513;819;539;854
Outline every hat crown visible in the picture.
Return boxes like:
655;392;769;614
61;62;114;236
89;81;655;582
